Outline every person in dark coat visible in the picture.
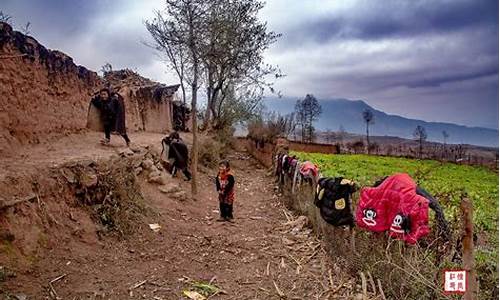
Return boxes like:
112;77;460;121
215;160;235;222
167;132;191;180
90;88;130;146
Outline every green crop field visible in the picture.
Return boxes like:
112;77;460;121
291;151;499;289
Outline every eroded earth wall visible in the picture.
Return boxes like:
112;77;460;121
0;22;101;155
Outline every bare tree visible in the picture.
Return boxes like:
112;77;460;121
200;0;281;130
216;83;264;129
295;94;322;143
442;130;449;159
20;22;31;35
325;128;333;144
349;140;365;154
362;109;374;154
281;113;296;139
0;11;12;25
145;13;189;106
337;125;346;144
247;111;294;142
145;0;209;196
294;99;306;142
413;125;427;159
100;62;113;76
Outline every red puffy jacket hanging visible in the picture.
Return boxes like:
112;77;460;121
300;161;318;178
355;173;431;244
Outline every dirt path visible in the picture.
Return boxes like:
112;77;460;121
0;132;168;178
2;133;353;299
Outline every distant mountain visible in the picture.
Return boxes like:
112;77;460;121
264;97;499;147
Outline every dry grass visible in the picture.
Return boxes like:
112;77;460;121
65;153;154;237
281;177;462;300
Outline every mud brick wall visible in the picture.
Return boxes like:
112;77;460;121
288;140;340;154
239;137;339;168
239;138;274;168
0;22;101;154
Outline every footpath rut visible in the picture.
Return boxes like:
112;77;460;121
2;132;354;299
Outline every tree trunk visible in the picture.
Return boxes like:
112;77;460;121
419;139;423;159
191;72;199;196
442;140;446;160
301;125;305;143
309;114;313;143
180;82;187;131
366;123;370;154
203;87;212;130
188;9;198;197
202;68;213;130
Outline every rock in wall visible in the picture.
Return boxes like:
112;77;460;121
0;22;101;155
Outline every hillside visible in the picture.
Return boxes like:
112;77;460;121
264;97;499;147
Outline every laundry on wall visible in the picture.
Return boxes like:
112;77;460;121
273;155;449;245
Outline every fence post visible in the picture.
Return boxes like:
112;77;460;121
461;198;477;300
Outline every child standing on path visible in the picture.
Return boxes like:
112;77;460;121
216;160;235;222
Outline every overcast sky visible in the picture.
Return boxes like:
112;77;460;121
3;0;498;129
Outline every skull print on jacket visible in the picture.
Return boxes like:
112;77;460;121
356;173;431;244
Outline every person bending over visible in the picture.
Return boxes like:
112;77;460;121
90;88;130;146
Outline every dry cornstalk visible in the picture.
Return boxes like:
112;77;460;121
377;279;386;300
280;257;286;269
367;271;376;295
328;269;334;289
331;281;345;296
360;272;368;300
301;249;319;265
282;209;292;221
266;262;271;276
288;254;301;266
130;280;147;290
48;273;67;300
273;281;286;298
50;274;67;284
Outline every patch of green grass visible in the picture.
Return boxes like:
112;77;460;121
291;152;498;232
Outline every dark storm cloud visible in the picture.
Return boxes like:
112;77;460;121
282;0;498;44
1;0;498;128
406;66;499;88
2;0;160;73
261;0;498;128
1;0;107;36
